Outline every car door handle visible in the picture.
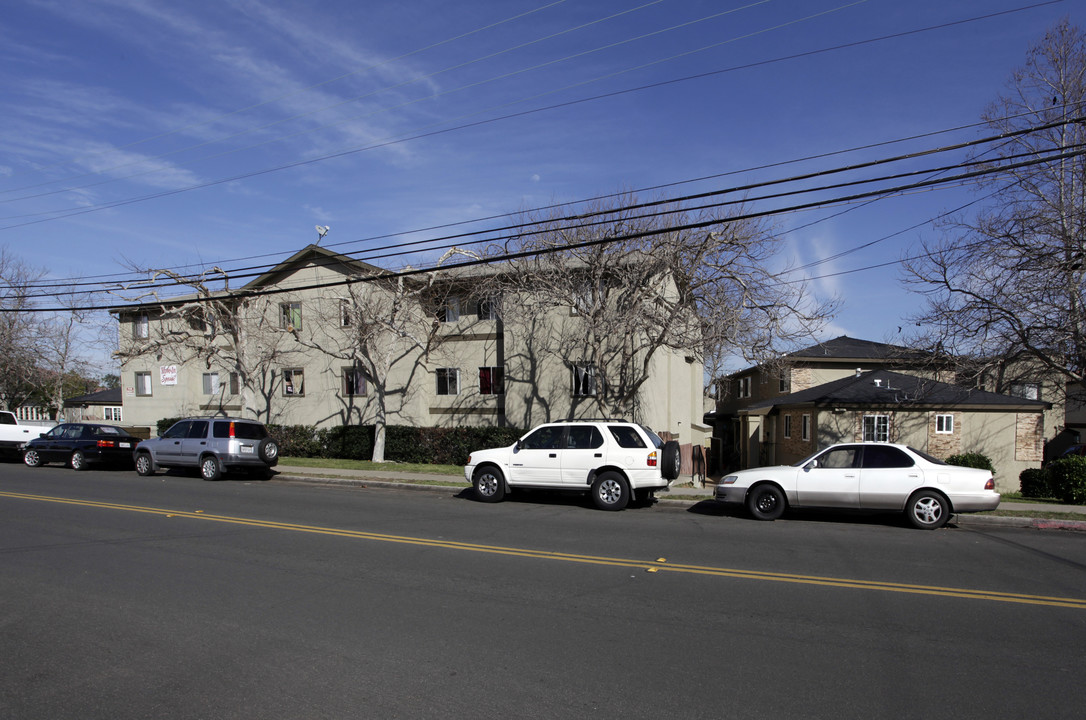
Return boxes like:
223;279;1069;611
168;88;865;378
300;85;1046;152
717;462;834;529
595;453;602;457
549;453;557;458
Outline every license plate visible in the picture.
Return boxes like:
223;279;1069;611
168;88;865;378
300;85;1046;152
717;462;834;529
240;445;254;454
119;442;131;448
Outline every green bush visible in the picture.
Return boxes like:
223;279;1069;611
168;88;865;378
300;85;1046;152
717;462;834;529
1019;467;1052;499
1045;456;1086;505
156;417;183;436
316;425;375;461
266;424;322;458
945;452;995;474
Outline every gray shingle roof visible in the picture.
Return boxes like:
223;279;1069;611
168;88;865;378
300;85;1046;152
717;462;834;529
744;369;1050;413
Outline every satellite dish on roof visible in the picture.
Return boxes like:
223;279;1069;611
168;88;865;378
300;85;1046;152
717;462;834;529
315;225;330;243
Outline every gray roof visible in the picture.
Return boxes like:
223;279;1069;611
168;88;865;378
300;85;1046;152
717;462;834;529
63;388;122;407
744;369;1050;414
786;335;932;361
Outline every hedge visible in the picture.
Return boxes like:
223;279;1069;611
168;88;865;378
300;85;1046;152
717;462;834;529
945;452;995;474
1018;467;1053;499
1045;456;1086;505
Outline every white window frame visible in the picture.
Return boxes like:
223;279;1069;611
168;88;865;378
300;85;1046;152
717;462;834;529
340;299;352;327
202;372;220;395
134;314;149;339
1009;382;1040;401
343;367;367;396
282;368;305;396
436;368;460;396
104;407;123;422
572;364;598;397
863;414;889;442
135;372;152;397
936;414;954;434
783;415;792;439
440;297;460;323
280;302;302;331
738;376;751;399
478;295;499;321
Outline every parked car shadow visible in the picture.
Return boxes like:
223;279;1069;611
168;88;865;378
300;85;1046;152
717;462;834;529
687;499;948;530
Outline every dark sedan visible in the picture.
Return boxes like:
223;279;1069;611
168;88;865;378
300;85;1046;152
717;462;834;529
23;423;141;471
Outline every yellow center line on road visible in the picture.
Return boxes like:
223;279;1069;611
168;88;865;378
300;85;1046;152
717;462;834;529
6;490;1086;609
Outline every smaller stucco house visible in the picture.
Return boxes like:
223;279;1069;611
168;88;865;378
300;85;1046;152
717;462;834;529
737;369;1049;492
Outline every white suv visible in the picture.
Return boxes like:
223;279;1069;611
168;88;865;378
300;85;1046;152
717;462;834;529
465;421;681;511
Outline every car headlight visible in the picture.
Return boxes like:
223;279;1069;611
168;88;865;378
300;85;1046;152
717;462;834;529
721;475;739;484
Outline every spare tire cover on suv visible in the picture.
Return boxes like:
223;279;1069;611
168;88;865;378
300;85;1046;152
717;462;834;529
661;440;681;480
258;437;279;464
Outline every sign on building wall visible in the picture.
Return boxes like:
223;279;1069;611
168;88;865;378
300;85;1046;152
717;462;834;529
160;366;178;385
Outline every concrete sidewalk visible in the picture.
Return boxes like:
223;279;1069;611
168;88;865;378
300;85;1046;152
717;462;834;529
272;464;1086;530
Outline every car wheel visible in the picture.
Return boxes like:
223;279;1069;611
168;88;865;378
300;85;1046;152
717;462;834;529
746;484;786;521
907;489;950;530
592;471;630;511
70;450;88;471
200;455;223;481
23;449;42;467
134;452;155;477
661;440;681;481
258;438;279;464
473;466;506;503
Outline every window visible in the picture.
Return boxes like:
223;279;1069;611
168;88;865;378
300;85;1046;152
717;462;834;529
760;371;768;385
801;414;811;442
282;368;305;396
783;415;792;439
229;372;239;395
343;368;367;396
439;297;460;323
135;372;152;397
104;407;122;422
478;295;499;321
202;372;220;395
737;376;751;399
815;447;857;469
863;414;889;442
436;368;460;396
521;425;563;450
1009;382;1040;400
280;302;302;331
779;374;788;393
861;445;914;468
340;299;352;327
133;314;149;339
936;414;954;434
567;425;604;449
608;425;647;449
572;364;598;397
479;367;504;395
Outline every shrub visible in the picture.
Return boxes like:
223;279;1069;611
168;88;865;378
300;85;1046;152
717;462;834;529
266;424;322;458
1019;467;1052;499
945;452;995;474
156;417;183;436
1045;456;1086;505
316;425;374;461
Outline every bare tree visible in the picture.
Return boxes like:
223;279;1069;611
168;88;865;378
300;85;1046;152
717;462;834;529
112;267;296;421
0;248;47;411
297;266;451;463
904;19;1086;399
480;195;836;419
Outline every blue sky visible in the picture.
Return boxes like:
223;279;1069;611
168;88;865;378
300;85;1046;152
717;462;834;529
0;0;1076;371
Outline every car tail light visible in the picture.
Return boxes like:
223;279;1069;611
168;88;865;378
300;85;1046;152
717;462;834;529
97;440;115;448
985;478;995;490
229;422;236;438
647;451;658;467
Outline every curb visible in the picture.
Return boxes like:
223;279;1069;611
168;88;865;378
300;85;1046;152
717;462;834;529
272;470;1086;530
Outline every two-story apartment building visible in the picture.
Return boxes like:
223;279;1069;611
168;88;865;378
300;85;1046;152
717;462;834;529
112;245;709;450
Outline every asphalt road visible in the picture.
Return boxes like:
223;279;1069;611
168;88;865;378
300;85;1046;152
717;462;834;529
2;462;1085;719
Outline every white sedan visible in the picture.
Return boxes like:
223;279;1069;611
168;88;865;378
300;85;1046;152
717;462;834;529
715;443;1000;529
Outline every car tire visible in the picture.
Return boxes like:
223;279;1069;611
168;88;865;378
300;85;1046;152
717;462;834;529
906;489;950;530
200;455;223;481
473;466;506;503
135;452;155;477
70;450;88;471
746;483;786;521
23;449;42;467
258;438;279;464
661;440;681;481
592;471;630;511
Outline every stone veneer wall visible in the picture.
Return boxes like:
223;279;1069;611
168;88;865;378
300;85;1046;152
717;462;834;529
1015;413;1043;463
926;411;961;457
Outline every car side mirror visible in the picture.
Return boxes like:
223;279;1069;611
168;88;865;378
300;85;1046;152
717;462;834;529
805;460;818;470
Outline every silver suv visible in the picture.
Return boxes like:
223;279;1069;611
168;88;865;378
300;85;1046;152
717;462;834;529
133;417;279;480
465;420;681;511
